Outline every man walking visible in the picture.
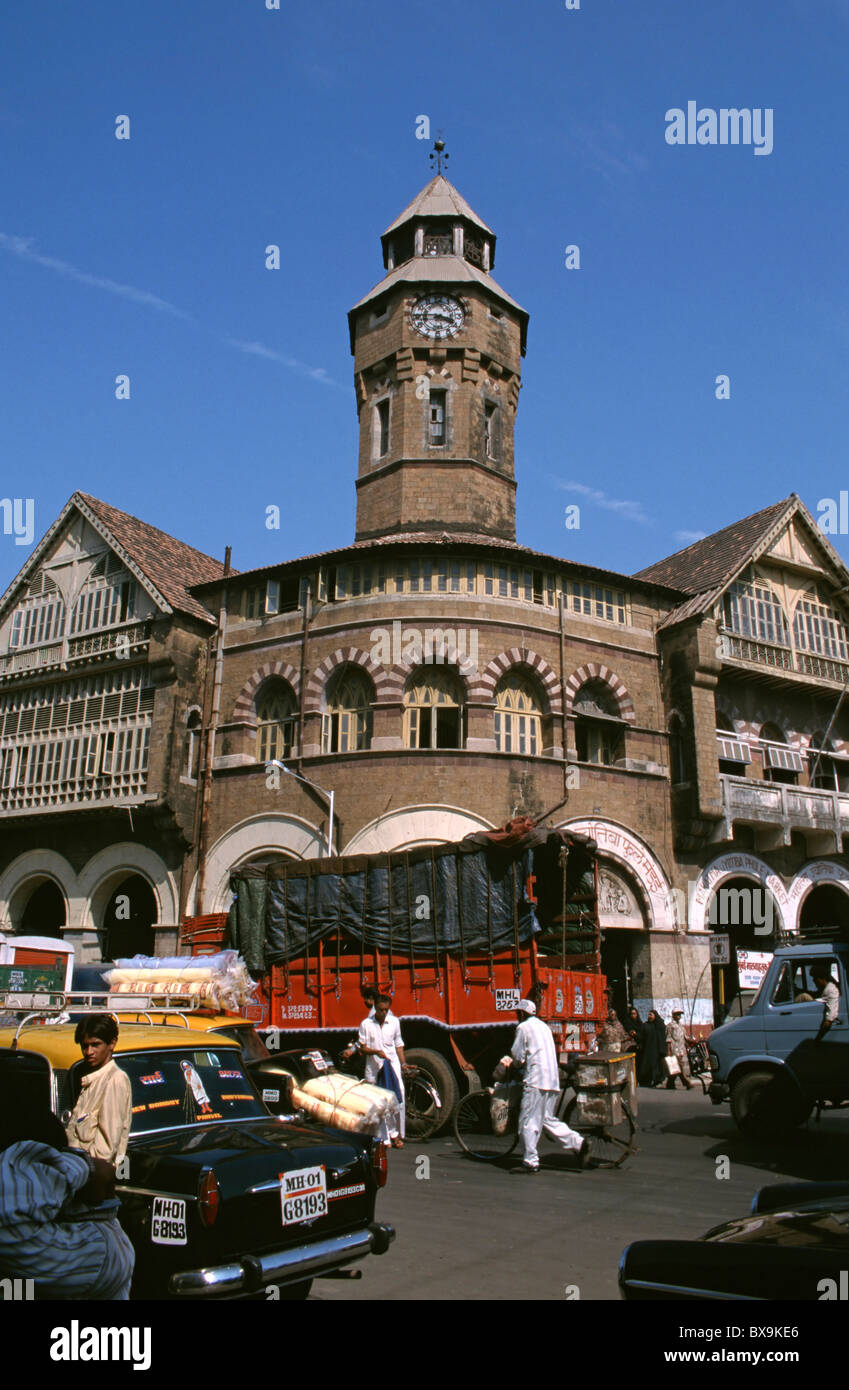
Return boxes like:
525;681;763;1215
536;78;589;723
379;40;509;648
509;999;589;1173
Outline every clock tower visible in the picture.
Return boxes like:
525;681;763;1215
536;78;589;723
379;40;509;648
348;148;528;543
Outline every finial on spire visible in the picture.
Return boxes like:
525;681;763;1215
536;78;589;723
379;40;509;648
429;134;449;176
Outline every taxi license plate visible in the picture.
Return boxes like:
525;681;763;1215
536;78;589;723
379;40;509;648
280;1164;327;1225
151;1197;187;1245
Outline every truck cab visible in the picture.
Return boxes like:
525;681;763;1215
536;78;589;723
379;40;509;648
708;936;849;1136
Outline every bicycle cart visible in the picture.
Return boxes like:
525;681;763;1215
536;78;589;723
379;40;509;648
454;1050;639;1169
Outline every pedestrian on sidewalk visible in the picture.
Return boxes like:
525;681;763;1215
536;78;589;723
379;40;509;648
638;1008;666;1087
665;1010;694;1089
507;999;589;1174
357;993;409;1148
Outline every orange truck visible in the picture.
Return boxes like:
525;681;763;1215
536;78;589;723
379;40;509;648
185;821;608;1123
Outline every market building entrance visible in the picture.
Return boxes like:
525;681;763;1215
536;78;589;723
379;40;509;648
707;875;781;1023
102;874;157;960
597;865;648;1020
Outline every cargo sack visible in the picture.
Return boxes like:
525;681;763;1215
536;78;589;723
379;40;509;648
490;1080;522;1136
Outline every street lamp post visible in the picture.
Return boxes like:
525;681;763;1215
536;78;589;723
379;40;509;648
268;761;335;858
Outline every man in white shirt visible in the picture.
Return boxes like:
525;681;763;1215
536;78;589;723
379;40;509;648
357;994;408;1148
509;999;589;1174
812;964;841;1043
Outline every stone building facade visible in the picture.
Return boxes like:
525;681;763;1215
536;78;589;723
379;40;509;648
1;163;847;1030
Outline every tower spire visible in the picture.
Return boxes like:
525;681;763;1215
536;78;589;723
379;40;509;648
429;134;449;176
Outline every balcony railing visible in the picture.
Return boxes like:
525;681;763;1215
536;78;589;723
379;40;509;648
719;630;849;685
720;773;849;849
0;621;151;678
0;769;150;814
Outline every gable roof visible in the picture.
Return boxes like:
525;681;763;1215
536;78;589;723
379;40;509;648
634;498;794;594
0;493;230;625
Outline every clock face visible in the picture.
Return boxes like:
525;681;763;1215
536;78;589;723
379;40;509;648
410;295;465;340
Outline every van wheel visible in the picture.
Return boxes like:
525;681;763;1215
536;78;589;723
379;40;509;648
403;1048;458;1132
730;1071;809;1137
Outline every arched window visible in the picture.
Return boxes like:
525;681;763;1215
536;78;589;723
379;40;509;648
322;669;373;754
185;708;202;781
574;680;625;766
256;682;297;764
793;589;849;662
722;575;789;646
494;672;542;755
404;669;465;749
716;708;751;774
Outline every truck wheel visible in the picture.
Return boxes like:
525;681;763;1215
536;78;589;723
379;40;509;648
403;1048;459;1132
730;1070;809;1137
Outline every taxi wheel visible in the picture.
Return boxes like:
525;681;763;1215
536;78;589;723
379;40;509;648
730;1070;809;1137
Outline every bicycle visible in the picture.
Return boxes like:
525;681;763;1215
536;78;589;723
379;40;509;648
453;1068;638;1169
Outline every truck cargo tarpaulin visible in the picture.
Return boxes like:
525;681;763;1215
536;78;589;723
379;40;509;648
226;825;597;973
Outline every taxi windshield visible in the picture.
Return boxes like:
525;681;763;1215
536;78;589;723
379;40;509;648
119;1048;268;1132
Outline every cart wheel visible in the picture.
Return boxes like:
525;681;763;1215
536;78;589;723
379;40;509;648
404;1070;442;1141
563;1097;637;1169
453;1089;520;1162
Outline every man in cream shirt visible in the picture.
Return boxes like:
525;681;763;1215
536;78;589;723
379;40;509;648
66;1014;132;1167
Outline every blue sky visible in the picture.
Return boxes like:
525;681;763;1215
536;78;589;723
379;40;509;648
2;0;849;593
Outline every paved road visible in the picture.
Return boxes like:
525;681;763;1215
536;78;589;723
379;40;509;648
312;1088;849;1301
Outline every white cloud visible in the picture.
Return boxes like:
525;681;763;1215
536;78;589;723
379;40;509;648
0;233;191;318
674;529;707;544
557;479;651;525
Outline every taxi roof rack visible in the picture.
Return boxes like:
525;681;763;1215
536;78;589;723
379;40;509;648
0;991;208;1047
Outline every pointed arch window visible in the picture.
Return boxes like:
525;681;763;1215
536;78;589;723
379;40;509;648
185;708;202;781
494;672;541;755
256;682;298;763
404;669;465;750
574;680;626;766
322;669;373;754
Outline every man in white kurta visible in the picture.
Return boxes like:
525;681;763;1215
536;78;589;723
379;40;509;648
510;999;588;1173
358;995;407;1147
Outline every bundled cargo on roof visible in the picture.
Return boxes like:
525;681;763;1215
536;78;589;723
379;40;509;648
226;825;598;973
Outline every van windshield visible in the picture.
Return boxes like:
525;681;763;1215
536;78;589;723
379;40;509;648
119;1048;267;1132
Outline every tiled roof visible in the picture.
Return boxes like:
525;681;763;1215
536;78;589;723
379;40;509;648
190;529;682;597
76;493;231;623
634;498;794;594
382;176;494;237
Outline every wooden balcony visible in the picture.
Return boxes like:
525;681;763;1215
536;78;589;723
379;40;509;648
0;621;151;680
719;630;849;689
720;773;849;853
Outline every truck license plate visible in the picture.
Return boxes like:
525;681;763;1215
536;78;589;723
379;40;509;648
151;1197;187;1245
280;1165;327;1225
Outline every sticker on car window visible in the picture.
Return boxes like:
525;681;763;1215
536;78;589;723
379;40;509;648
140;1070;165;1086
302;1050;331;1072
280;1165;327;1225
218;1070;243;1080
180;1060;213;1114
151;1197;187;1246
262;1088;280;1103
220;1094;253;1102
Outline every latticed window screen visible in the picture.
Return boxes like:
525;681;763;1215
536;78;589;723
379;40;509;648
494;672;541;755
322;670;373;753
793;590;849;661
723;576;789;646
256;685;297;763
404;669;465;750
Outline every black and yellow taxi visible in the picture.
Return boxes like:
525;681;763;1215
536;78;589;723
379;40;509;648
0;1016;394;1300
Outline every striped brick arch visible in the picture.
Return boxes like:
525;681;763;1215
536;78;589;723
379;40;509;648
564;663;635;723
381;647;478;704
303;648;393;714
232;662;300;723
478;649;562;713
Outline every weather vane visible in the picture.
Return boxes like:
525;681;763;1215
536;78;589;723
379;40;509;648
429;134;449;176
